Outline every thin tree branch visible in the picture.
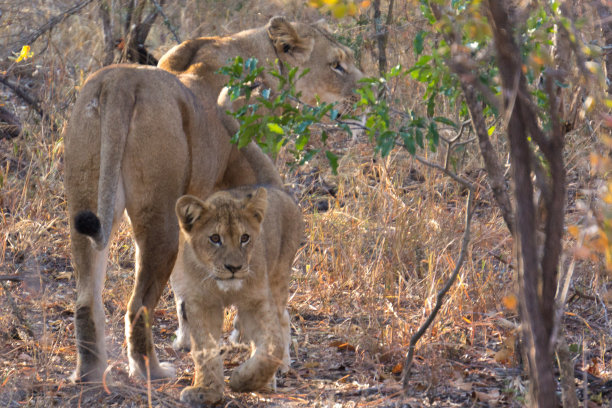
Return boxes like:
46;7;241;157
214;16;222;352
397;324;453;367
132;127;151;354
150;0;181;44
0;280;34;338
99;0;114;66
402;188;474;388
9;0;95;57
0;75;43;118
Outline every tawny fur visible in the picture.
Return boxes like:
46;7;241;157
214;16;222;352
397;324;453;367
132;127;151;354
64;16;362;384
172;187;303;406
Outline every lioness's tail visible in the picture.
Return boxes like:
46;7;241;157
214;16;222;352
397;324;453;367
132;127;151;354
74;83;135;251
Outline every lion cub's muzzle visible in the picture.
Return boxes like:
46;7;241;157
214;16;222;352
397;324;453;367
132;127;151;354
213;264;250;291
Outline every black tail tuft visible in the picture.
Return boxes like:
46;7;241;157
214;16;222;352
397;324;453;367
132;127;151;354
74;211;101;237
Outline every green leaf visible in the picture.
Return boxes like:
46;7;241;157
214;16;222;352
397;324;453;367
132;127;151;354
266;123;284;135
296;133;309;151
433;116;457;128
325;150;339;175
321;130;329;144
400;131;416;155
414;30;427;56
427;93;436;117
427;122;439;151
299;149;319;165
378;130;397;157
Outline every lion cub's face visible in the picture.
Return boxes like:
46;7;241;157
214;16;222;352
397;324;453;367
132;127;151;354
176;188;267;291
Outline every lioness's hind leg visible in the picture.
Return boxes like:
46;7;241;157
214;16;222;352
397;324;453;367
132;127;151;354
68;181;125;383
124;214;179;380
70;233;111;383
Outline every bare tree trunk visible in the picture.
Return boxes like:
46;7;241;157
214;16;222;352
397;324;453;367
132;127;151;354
119;0;161;65
487;2;566;406
461;84;515;234
594;0;612;94
372;0;394;77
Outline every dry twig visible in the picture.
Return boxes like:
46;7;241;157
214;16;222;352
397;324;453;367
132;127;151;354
401;187;474;388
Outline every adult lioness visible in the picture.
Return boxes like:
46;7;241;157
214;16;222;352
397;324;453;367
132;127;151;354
172;186;303;405
65;16;362;383
159;16;362;106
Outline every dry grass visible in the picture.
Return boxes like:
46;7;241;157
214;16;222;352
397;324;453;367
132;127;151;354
1;1;611;407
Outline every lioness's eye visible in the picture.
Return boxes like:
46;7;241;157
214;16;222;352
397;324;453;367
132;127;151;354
240;234;250;244
210;234;221;244
331;61;345;74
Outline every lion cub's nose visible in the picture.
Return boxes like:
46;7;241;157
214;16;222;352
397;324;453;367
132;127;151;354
224;264;242;274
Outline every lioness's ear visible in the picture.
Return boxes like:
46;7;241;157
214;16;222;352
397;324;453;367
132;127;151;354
176;195;207;232
245;187;268;224
267;16;314;64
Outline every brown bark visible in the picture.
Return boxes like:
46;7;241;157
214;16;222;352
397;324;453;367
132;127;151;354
594;1;612;93
118;0;161;65
372;0;394;77
0;105;21;139
429;4;515;235
487;2;566;406
461;84;515;234
99;0;114;66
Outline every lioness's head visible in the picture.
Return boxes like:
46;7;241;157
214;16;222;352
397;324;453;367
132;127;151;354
266;16;363;106
158;16;363;108
176;188;267;292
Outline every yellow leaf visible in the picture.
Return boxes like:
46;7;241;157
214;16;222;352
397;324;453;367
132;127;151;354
502;294;518;311
347;2;358;15
584;96;595;113
568;225;580;239
15;45;33;62
531;55;545;65
332;3;347;18
391;361;403;374
308;0;324;7
360;0;371;8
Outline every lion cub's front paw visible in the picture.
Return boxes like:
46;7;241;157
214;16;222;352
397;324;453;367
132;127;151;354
229;369;271;393
180;385;223;407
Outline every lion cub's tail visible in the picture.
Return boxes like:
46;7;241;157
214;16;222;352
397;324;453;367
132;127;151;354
74;83;134;251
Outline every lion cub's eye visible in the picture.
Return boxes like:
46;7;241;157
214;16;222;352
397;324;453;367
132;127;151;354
331;61;345;74
240;234;250;244
209;234;221;245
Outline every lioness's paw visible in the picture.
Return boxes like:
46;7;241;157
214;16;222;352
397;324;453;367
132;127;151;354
172;332;191;352
128;357;176;380
180;385;223;407
155;362;176;379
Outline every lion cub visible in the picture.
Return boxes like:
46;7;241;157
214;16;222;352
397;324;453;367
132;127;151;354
172;186;302;405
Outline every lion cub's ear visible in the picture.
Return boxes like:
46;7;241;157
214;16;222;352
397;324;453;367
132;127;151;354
244;187;268;224
267;16;314;65
176;195;207;232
